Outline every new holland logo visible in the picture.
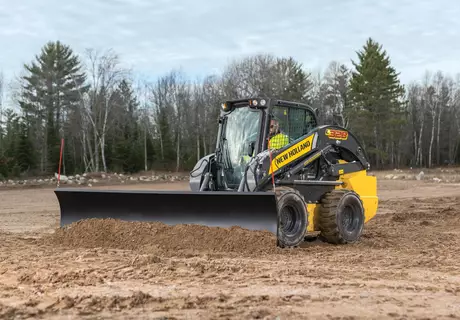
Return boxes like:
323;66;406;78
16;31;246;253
269;134;314;173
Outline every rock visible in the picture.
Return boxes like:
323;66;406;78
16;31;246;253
360;292;370;299
384;174;394;180
102;174;106;179
88;183;92;187
92;179;98;183
433;177;442;183
416;171;424;181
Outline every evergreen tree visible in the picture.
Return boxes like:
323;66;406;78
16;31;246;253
347;38;406;168
18;40;88;174
0;110;21;177
272;57;313;102
109;79;145;173
16;120;35;172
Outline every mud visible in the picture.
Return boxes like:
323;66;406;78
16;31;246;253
0;179;460;319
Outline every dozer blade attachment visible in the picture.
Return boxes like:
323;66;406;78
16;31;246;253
54;188;279;234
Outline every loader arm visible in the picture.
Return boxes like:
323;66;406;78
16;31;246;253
250;125;371;201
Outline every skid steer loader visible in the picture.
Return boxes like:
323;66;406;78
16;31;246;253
54;97;378;247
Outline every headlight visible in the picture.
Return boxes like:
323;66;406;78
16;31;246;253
221;103;231;112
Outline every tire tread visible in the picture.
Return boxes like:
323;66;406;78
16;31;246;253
273;186;308;248
318;189;363;244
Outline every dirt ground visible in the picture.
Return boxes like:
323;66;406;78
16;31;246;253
0;179;460;319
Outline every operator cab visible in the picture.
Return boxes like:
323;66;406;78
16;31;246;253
217;98;318;190
265;100;318;151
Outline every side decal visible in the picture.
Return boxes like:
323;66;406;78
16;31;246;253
325;128;348;140
269;134;314;173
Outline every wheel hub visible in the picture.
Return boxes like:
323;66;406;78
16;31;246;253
280;206;298;235
342;205;358;233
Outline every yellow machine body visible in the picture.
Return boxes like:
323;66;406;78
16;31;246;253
306;169;378;233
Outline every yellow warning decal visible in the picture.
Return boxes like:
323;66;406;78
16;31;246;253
325;128;348;140
269;134;314;173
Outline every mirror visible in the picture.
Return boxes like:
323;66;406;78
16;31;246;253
247;141;255;156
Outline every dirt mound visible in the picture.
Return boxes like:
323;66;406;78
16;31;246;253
42;218;278;256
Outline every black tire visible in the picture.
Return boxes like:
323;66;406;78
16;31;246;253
317;189;364;244
275;186;308;248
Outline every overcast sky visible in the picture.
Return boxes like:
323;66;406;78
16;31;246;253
1;0;459;87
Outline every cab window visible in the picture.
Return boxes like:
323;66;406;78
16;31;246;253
271;106;317;143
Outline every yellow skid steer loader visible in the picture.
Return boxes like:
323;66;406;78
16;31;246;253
54;98;378;247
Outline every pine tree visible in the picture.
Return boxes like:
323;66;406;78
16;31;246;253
273;57;313;102
16;120;35;172
18;40;88;174
109;79;145;173
347;38;406;168
0;110;21;177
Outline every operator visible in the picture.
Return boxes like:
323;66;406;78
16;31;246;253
268;118;289;149
241;117;289;164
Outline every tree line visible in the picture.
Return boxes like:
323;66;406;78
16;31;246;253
0;38;458;178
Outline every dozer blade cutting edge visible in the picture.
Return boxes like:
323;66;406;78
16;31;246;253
54;188;279;234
